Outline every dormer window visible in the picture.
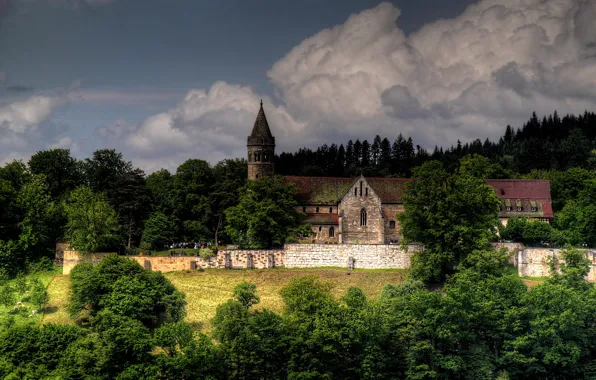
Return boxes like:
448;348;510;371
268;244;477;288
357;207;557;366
506;207;511;212
517;207;522;212
515;200;522;212
531;207;537;212
530;200;537;212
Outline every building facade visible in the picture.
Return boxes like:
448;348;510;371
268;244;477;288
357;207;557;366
248;103;554;244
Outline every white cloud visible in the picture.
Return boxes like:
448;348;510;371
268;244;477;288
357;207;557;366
4;0;596;172
125;0;596;172
0;94;67;133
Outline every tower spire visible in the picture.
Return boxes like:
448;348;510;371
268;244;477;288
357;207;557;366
247;101;275;180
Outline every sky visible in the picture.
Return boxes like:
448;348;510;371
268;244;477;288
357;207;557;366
1;0;595;172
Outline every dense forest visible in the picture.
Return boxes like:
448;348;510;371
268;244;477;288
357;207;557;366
276;111;596;177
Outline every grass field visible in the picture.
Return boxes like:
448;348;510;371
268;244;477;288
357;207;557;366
43;268;408;330
41;267;545;330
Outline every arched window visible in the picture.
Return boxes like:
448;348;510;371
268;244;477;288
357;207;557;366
365;187;369;196
360;181;363;196
316;207;320;213
263;153;268;162
360;208;367;226
318;226;322;232
354;188;357;196
261;138;265;144
329;207;333;213
329;227;335;237
255;153;260;162
389;220;396;229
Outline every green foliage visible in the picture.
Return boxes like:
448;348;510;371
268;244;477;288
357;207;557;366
64;186;119;252
500;217;558;246
399;158;501;282
225;175;311;248
556;179;596;247
232;282;260;309
140;211;176;250
28;148;83;200
342;286;367;308
68;254;186;327
28;278;49;311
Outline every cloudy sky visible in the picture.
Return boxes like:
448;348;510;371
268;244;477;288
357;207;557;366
1;0;595;172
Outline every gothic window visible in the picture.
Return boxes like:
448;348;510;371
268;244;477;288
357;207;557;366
316;207;320;213
319;226;322;232
365;187;369;196
329;227;335;237
354;188;357;196
255;153;260;162
261;138;265;144
389;220;396;229
263;153;268;162
360;181;363;196
360;208;367;226
329;207;333;213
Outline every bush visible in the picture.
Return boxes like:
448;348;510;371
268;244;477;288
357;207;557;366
68;254;186;327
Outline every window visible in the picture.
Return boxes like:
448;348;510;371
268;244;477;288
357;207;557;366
531;207;537;212
517;207;522;212
318;226;322;232
354;188;357;196
316;207;320;213
360;181;363;196
365;187;369;196
389;220;396;229
506;207;511;212
329;207;333;213
360;208;367;226
263;153;268;162
261;138;265;144
302;207;306;213
255;153;260;162
329;227;335;237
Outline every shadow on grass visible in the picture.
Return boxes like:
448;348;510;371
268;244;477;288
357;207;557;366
188;321;204;331
43;306;58;315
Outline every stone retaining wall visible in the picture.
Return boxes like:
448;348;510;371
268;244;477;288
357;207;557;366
518;248;596;281
284;244;423;269
63;250;111;275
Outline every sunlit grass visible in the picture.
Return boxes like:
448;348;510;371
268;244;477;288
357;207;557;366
41;268;408;330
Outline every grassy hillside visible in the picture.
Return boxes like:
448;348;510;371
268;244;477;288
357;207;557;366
43;268;409;329
41;267;544;330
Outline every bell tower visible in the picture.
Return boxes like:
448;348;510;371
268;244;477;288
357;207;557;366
247;100;275;180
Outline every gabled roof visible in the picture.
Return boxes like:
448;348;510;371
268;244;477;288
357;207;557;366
286;176;412;204
248;101;274;144
286;176;354;204
287;176;553;218
485;179;551;199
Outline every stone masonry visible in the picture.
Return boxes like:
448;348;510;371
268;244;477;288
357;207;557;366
340;178;384;244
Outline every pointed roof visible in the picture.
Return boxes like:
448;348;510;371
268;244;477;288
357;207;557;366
250;100;274;140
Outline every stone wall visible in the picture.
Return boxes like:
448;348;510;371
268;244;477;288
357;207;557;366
382;204;403;243
340;179;383;244
492;242;525;265
54;242;70;266
63;250;110;275
284;243;423;269
218;249;285;269
517;248;596;281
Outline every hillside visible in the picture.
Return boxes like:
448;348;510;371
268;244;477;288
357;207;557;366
42;268;409;329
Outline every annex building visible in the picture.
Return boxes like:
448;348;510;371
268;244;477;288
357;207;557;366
247;102;553;245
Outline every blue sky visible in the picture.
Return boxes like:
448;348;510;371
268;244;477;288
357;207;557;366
1;0;595;171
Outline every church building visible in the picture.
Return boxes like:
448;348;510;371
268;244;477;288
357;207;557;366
248;103;553;245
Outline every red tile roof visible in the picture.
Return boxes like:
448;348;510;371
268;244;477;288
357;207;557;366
286;176;553;218
485;179;551;199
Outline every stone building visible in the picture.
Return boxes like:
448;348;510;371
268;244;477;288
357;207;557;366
247;100;275;180
248;103;554;244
